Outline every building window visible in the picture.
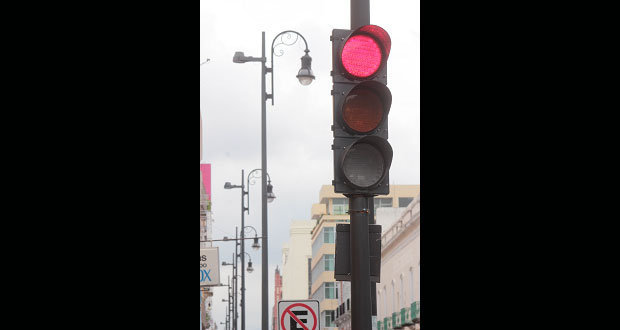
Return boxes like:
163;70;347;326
323;310;336;327
383;286;387;317
416;262;420;302
312;233;322;257
377;292;382;318
399;197;413;207
400;274;405;309
332;198;348;215
324;227;335;244
325;282;337;299
324;254;335;271
410;267;414;303
373;198;393;212
391;281;396;314
308;258;312;298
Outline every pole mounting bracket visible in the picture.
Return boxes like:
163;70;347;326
347;208;369;214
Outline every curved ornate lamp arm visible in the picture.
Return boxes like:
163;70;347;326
237;251;252;261
269;30;311;105
243;225;259;237
244;168;272;214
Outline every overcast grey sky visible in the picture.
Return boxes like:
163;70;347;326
200;0;419;328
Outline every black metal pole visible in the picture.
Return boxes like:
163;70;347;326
240;170;246;330
350;4;372;330
228;276;235;330
234;239;238;329
230;252;235;330
228;276;232;330
351;0;370;29
349;195;372;330
260;31;269;330
369;198;377;324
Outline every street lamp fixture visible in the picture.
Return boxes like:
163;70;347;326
296;51;315;86
251;236;260;251
246;261;254;274
224;182;241;190
232;52;263;64
266;181;275;203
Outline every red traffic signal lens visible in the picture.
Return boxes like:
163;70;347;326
343;87;384;133
341;34;382;78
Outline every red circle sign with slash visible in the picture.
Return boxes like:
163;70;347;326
280;302;318;330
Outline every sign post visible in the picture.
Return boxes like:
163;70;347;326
277;300;320;330
200;247;220;286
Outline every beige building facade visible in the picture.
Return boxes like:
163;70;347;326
281;219;316;300
310;185;420;330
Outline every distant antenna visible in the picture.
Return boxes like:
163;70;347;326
200;58;211;66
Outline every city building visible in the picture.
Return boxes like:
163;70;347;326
200;163;215;330
310;185;420;329
376;196;420;330
281;220;316;301
334;281;351;330
272;267;282;330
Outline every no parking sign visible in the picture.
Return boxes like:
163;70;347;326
277;300;320;330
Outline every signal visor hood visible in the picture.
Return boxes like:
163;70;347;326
352;25;392;60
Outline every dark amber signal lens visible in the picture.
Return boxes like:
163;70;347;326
342;88;384;133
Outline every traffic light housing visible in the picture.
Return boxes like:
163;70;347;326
331;25;393;195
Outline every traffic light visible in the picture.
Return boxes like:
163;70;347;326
331;25;393;195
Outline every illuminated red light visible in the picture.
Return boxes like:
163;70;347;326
341;35;382;78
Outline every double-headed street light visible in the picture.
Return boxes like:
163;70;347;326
232;30;314;103
232;30;313;330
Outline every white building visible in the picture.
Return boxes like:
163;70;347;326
377;196;420;330
281;219;316;300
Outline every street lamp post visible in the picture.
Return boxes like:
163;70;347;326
224;169;275;330
232;30;313;330
234;228;239;330
222;276;231;330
